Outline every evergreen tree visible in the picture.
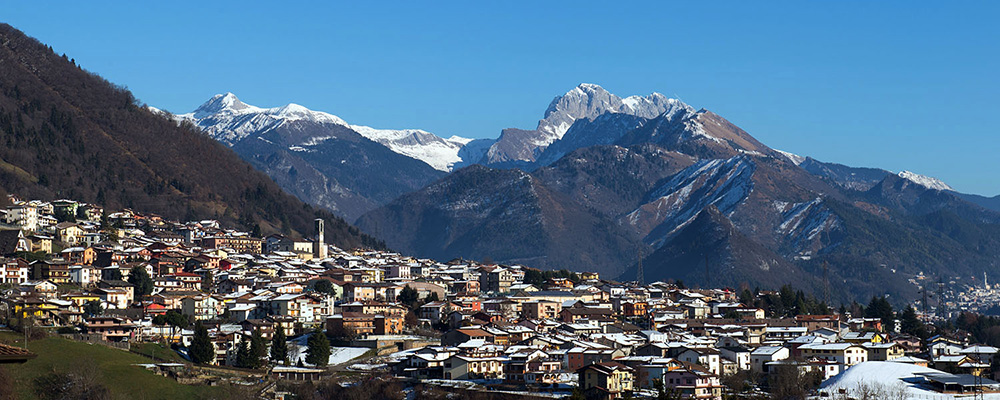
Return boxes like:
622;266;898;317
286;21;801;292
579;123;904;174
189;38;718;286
305;330;331;367
270;328;289;365
900;305;928;338
523;269;544;286
249;329;267;369
313;279;334;295
235;338;251;368
398;285;419;309
865;296;895;332
100;208;110;229
426;292;440;302
738;288;754;305
128;265;154;297
83;300;103;316
189;322;214;365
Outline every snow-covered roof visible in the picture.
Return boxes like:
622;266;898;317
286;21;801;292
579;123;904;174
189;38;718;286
820;361;1000;399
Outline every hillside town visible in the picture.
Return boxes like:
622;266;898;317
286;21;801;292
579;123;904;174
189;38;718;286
3;194;1000;400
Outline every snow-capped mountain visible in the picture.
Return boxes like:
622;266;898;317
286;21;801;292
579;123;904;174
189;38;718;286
481;83;693;165
897;170;953;191
175;93;478;172
177;93;349;146
538;83;689;139
348;125;473;172
163;93;447;220
357;83;1000;303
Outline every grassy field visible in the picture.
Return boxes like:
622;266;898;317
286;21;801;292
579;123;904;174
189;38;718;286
131;341;189;364
0;331;231;400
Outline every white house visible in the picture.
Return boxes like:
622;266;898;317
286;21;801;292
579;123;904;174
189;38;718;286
798;343;868;367
5;205;39;232
750;346;789;374
676;347;722;375
68;265;97;287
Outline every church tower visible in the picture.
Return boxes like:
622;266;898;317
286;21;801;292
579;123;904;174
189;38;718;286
313;218;327;259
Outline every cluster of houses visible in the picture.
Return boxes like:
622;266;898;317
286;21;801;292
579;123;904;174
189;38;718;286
2;196;998;399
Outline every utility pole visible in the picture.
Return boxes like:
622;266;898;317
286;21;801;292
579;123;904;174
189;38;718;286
937;277;946;316
23;313;29;350
975;345;984;400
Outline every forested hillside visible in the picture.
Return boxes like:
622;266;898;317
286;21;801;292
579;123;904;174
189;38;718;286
0;23;381;248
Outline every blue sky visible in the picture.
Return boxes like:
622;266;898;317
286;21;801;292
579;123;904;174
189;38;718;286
5;1;998;195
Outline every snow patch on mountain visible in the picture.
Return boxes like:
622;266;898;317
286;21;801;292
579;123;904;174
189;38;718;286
775;149;806;165
897;170;953;191
626;156;756;247
349;125;473;171
777;197;842;255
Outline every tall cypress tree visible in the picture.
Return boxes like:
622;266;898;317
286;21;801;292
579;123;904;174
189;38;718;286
249;328;267;369
189;322;214;365
270;328;289;366
235;338;251;368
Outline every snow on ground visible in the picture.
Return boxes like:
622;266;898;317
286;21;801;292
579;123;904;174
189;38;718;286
819;361;1000;399
348;363;387;371
289;333;369;366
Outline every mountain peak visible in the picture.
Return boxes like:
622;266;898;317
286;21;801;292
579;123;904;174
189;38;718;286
193;92;254;118
898;170;953;191
572;83;610;94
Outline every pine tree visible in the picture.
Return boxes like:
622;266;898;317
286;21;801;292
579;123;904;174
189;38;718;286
900;305;928;338
305;330;330;367
83;300;103;316
398;285;418;309
249;328;267;369
270;328;289;365
313;279;334;295
865;296;895;332
128;265;154;297
189;322;214;364
235;338;251;368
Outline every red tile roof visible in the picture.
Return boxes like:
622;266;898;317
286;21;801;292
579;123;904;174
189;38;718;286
0;343;37;363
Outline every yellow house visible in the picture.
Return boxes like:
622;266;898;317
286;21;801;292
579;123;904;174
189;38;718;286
842;331;886;343
862;342;905;361
579;272;599;281
578;362;635;399
64;293;101;309
12;298;59;320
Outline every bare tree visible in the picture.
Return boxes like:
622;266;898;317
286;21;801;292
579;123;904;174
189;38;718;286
832;381;908;400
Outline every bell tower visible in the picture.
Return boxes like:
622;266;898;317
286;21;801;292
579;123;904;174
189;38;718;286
313;218;327;259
